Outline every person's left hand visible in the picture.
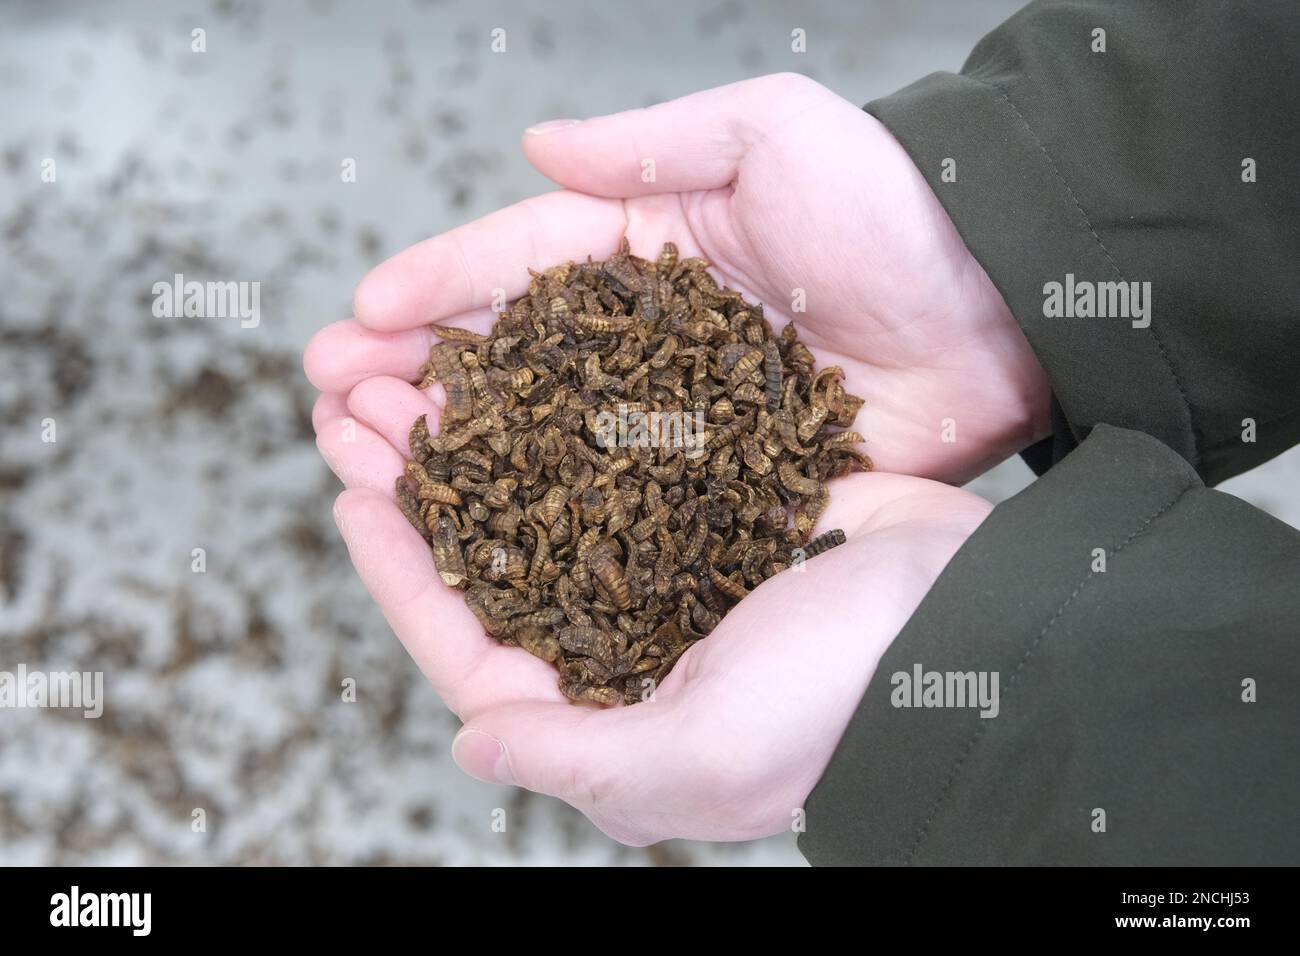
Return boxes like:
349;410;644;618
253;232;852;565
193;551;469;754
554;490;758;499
323;456;987;844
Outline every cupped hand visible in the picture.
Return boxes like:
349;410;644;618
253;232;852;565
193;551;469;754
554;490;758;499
328;468;989;845
307;73;1049;487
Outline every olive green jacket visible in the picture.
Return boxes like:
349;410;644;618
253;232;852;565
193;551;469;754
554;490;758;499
801;0;1300;865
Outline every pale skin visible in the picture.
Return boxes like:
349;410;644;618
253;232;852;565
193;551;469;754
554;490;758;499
304;74;1049;845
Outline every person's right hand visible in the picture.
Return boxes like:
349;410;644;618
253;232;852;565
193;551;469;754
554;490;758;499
307;72;1050;486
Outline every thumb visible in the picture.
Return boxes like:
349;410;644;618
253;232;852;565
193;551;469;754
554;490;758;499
521;73;825;197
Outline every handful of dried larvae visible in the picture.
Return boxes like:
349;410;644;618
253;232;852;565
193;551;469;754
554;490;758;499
396;240;869;706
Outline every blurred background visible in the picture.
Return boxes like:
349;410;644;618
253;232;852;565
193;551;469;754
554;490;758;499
2;0;1296;865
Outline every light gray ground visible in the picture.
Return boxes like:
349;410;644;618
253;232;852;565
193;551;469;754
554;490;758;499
2;0;1295;865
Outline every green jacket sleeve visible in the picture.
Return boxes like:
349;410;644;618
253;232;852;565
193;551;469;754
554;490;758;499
799;425;1300;865
866;0;1300;486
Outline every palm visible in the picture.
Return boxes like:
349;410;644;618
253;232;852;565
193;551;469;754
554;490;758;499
586;181;1025;483
303;74;1008;844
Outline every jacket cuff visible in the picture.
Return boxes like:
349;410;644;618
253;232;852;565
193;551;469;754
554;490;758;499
865;74;1198;473
799;425;1200;865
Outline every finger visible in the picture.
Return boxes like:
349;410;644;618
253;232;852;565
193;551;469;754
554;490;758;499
452;697;673;805
352;191;627;332
311;392;349;434
304;311;506;394
304;319;436;393
333;488;565;715
315;417;406;494
521;73;825;197
346;376;442;455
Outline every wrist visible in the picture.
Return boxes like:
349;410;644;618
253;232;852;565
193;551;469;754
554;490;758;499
980;276;1053;452
957;247;1053;465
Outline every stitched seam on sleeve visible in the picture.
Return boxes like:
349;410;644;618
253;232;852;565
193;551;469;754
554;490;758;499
901;481;1196;865
973;76;1200;468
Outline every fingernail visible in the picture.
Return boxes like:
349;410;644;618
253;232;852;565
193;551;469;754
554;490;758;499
525;118;580;136
452;730;513;785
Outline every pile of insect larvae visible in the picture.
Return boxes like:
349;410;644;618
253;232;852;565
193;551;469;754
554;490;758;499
396;240;870;706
